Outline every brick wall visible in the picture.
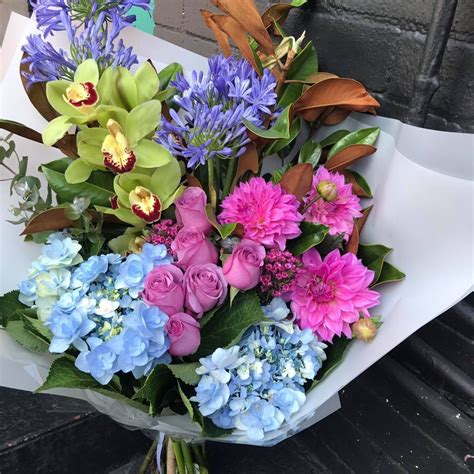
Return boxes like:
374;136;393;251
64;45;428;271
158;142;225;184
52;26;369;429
153;0;474;132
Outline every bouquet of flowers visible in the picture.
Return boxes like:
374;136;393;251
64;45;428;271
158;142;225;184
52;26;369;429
0;0;415;471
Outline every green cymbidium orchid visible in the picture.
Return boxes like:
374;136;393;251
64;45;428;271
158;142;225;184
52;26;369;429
96;157;185;226
65;100;171;184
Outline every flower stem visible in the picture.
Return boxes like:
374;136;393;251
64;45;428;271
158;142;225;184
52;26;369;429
166;438;176;474
138;437;158;474
191;444;206;467
180;441;194;473
172;438;186;474
300;194;321;215
207;159;217;210
222;157;237;198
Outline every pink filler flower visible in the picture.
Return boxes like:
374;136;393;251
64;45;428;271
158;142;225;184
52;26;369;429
304;167;362;240
219;177;302;250
291;249;380;343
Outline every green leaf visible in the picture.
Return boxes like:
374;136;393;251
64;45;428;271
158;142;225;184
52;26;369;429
134;61;160;103
64;158;93;184
264;117;301;155
5;320;50;352
0;290;25;327
42;158;114;207
278;82;304;108
42;116;73;146
126;100;162;146
133;365;176;416
74;59;99;84
220;223;237;239
135;139;171;168
177;382;194;419
286;41;318;80
201;418;233;438
320;130;350;148
157;63;183;91
328;127;380;160
195;291;266;359
21;313;52;341
271;163;291;184
199;306;220;328
299;139;322;168
343;169;373;198
358;243;392;283
167;363;200;386
243;106;292;139
288;222;329;256
108;227;143;254
372;261;405;288
205;205;237;239
311;337;352;388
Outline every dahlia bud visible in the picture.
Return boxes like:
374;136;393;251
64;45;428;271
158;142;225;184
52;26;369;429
352;318;378;342
317;180;338;202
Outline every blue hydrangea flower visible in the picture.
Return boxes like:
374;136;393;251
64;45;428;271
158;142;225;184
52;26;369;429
39;233;82;269
75;337;118;385
35;268;71;298
45;307;96;353
193;323;328;441
156;54;278;169
71;255;109;286
18;279;37;305
261;297;290;321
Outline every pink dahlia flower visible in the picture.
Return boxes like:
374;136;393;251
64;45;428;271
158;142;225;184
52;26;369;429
304;167;362;240
219;177;302;250
291;248;380;343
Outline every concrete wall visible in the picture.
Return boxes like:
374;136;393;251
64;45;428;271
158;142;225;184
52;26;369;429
153;0;474;132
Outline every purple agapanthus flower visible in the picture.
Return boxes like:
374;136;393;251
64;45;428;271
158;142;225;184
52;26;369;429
23;0;150;85
156;54;278;169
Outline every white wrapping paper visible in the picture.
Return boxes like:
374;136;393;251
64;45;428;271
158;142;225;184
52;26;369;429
1;13;473;446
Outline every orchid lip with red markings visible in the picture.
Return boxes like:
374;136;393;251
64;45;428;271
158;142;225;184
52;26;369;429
101;119;137;174
129;186;162;223
65;81;99;107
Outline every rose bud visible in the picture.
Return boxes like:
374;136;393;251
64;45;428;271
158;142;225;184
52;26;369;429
317;180;338;202
175;187;212;235
171;228;218;271
183;264;227;318
166;312;201;357
352;318;378;342
223;239;266;290
142;264;185;315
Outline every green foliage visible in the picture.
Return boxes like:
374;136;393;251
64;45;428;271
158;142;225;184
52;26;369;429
0;290;25;327
287;222;329;256
243;106;292;139
167;363;201;386
298;139;322;168
327;127;380;160
5;320;50;353
358;243;392;282
320;130;351;148
194;291;266;359
343;169;373;198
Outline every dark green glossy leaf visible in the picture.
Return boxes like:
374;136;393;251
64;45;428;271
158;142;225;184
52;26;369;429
343;169;373;198
167;363;200;386
372;261;405;288
243;106;291;139
194;291;266;359
271;164;291;184
278;82;304;108
288;222;329;256
0;291;24;327
157;63;183;90
299;139;322;168
320;130;351;148
358;243;392;283
286;42;318;81
328;127;380;160
42;158;114;207
264;116;301;155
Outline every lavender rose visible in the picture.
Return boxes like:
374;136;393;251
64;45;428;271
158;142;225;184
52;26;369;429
166;312;201;356
223;239;266;290
171;228;218;271
141;264;184;315
184;264;228;318
175;187;212;235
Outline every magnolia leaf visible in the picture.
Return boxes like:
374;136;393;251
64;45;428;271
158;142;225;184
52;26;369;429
134;61;160;103
342;169;373;198
201;10;231;57
135;139;172;168
264;116;301;155
211;0;274;54
157;62;183;91
325;144;377;172
286;42;318;81
243;106;292;140
167;363;201;386
74;59;99;84
232;142;259;186
21;207;74;235
42;116;73;146
345;221;359;255
262;0;308;33
194;291;266;359
0;119;42;144
271;164;291;184
205;205;237;239
64;158;93;184
327;127;380;160
126;100;162;146
20;54;59;121
372;261;406;288
322;108;351;125
294;78;380;122
279;162;313;200
320;130;351;148
299;139;322;168
287;222;329;256
358;243;393;283
56;134;78;157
